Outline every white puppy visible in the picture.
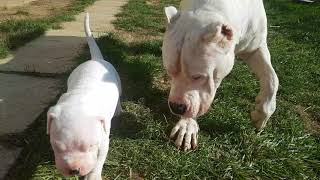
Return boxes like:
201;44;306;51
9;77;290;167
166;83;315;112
162;0;279;150
47;13;121;179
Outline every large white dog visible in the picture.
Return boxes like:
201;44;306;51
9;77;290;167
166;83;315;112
47;13;121;179
162;0;279;150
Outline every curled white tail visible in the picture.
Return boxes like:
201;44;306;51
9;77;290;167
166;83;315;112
84;13;104;60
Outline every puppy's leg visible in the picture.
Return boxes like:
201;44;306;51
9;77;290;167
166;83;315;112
170;118;199;151
242;43;279;131
84;139;109;180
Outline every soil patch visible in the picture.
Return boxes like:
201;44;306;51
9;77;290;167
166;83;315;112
296;105;320;136
0;0;73;22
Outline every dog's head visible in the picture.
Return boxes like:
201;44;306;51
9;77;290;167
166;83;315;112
47;105;109;176
162;6;236;118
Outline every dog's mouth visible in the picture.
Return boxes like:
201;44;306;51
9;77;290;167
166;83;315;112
197;102;212;117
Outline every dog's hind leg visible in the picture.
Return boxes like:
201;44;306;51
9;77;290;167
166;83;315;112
241;43;279;131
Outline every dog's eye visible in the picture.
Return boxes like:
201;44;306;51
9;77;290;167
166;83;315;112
191;74;204;81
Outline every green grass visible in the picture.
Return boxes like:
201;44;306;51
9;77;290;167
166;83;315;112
4;0;320;179
0;0;97;59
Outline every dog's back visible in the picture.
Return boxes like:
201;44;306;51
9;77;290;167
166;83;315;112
56;13;121;118
66;13;121;95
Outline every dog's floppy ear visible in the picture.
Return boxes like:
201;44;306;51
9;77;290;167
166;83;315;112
201;22;234;47
47;106;60;135
164;6;179;24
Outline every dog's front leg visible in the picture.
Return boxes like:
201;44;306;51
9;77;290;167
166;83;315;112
242;43;279;131
84;139;109;180
170;118;199;151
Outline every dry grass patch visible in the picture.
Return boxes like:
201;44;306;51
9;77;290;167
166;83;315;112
295;105;320;136
0;0;73;22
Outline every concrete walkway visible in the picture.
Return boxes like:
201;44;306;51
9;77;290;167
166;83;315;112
0;0;37;8
0;0;127;178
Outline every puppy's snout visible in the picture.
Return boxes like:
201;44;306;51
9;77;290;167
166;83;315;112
69;168;80;176
169;102;187;115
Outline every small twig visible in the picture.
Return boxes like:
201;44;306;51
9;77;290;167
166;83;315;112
304;106;312;112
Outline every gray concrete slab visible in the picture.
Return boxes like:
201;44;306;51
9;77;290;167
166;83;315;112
0;35;85;74
0;74;62;135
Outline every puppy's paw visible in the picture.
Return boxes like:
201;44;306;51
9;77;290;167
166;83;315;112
84;173;102;180
170;118;199;151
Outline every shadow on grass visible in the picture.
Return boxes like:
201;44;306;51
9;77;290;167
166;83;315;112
199;119;241;136
111;112;145;139
4;101;57;180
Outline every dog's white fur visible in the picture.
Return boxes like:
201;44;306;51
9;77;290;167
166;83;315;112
47;13;121;179
163;0;279;150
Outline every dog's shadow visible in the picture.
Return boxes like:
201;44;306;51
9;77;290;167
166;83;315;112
199;117;241;136
111;112;144;139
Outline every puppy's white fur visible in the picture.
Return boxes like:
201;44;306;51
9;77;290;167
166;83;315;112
47;13;121;179
163;0;279;150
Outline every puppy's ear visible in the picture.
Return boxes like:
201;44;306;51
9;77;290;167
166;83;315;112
201;22;234;48
164;6;179;24
47;106;60;135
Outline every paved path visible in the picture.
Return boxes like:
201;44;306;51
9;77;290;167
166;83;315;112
0;0;127;178
0;0;37;8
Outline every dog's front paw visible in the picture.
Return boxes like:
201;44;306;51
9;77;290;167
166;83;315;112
251;109;268;130
170;118;199;151
251;97;276;131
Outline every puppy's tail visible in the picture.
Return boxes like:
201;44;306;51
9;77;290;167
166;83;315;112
84;12;104;60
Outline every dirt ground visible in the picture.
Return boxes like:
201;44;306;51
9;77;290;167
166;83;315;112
0;0;73;22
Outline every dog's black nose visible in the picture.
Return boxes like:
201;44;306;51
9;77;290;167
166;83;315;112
69;169;80;175
169;102;187;115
